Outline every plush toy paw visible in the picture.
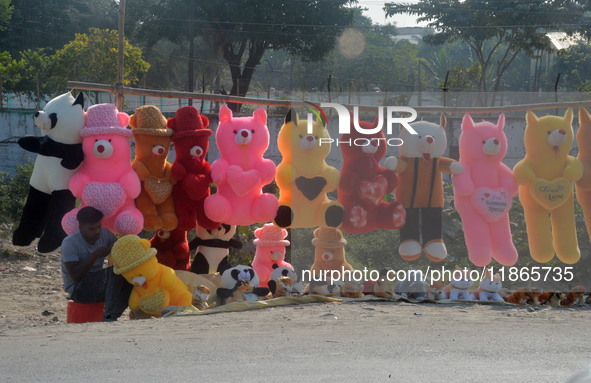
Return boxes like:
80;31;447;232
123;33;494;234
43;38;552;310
160;213;178;232
115;213;143;235
348;205;368;229
204;194;231;223
143;213;164;232
468;246;493;267
274;205;293;228
391;203;406;228
450;162;464;175
252;193;279;223
62;212;80;235
324;204;344;228
491;245;518;267
399;240;422;261
384;156;398;171
424;239;447;262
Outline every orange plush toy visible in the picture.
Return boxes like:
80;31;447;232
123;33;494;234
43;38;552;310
130;106;177;232
576;107;591;242
310;227;352;281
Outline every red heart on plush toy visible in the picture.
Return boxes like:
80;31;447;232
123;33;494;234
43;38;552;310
226;166;261;197
83;182;126;217
470;187;511;223
358;177;388;206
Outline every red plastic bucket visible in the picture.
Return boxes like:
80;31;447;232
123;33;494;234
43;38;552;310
66;300;105;323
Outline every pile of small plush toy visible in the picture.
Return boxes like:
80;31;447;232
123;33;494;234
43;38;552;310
11;91;591;317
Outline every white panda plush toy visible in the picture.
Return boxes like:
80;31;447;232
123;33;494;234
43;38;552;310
189;223;242;275
13;92;85;253
268;263;303;297
217;265;270;303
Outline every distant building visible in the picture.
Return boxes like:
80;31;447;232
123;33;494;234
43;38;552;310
393;27;428;44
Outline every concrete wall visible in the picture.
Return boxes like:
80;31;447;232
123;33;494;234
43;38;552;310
0;109;580;174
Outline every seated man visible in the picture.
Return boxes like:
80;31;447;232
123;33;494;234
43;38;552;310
61;206;132;322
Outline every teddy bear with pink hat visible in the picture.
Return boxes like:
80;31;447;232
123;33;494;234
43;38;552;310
251;223;291;288
62;103;144;235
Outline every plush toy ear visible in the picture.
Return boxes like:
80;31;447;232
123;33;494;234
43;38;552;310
281;229;288;238
254;227;263;239
253;107;267;124
139;238;151;250
272;263;279;270
72;92;84;108
497;113;505;130
284;109;293;124
118;112;130;128
201;115;209;128
440;114;447;130
129;114;137;128
219;104;233;122
167;117;176;130
564;108;573;123
461;113;474;131
580;107;591;125
84;111;88;126
526;110;538;125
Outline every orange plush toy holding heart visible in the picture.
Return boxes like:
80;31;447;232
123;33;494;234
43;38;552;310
513;109;583;264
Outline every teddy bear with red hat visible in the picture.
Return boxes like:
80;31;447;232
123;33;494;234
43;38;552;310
251;223;291;288
167;106;218;231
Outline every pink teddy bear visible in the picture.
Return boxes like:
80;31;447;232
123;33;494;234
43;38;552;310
251;223;291;288
62;104;144;235
452;113;519;267
204;105;278;226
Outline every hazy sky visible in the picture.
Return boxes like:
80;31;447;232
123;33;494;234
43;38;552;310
361;0;426;27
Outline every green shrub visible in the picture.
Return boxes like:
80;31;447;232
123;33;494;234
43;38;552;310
0;158;34;224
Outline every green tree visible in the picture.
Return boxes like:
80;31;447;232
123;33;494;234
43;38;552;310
52;28;150;90
13;49;53;107
385;0;591;105
549;41;591;92
0;51;23;106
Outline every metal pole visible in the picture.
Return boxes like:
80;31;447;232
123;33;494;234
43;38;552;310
116;0;125;111
555;73;561;115
266;79;271;113
443;70;449;108
188;0;194;106
418;59;422;107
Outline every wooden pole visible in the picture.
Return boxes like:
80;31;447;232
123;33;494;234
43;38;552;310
418;59;422;107
35;73;40;109
116;0;125;111
0;72;3;108
266;79;271;113
188;0;194;106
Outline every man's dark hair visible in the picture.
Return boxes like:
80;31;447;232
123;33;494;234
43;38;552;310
76;207;104;225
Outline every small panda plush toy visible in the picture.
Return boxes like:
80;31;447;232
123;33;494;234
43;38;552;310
268;263;303;298
188;223;242;275
216;265;270;303
13;92;85;253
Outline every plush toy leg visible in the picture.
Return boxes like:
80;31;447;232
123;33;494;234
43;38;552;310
490;215;518;267
376;201;406;230
38;189;76;253
460;207;493;267
13;186;51;246
274;204;293;228
190;252;210;274
204;194;232;223
576;189;591;241
399;208;421;261
169;279;193;307
195;199;219;231
173;188;197;231
252;193;279;223
114;206;144;235
319;200;344;228
521;187;555;263
342;204;367;233
135;190;162;232
156;195;178;232
421;207;447;262
551;194;580;264
62;206;83;235
156;250;177;269
217;256;232;275
449;290;459;300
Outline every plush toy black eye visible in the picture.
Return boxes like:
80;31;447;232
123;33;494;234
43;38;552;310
547;131;551;135
233;130;237;134
482;141;485;144
95;139;98;142
418;136;422;138
299;135;303;138
108;139;112;142
315;136;318;140
251;129;255;133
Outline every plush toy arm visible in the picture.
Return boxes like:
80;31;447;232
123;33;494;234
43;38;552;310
188;237;202;251
17;136;41;153
210;158;230;186
339;166;361;195
61;144;84;170
440;158;463;175
132;161;150;182
119;170;142;199
128;289;140;312
276;162;293;191
164;162;177;186
258;158;277;185
216;287;236;299
322;166;341;192
386;156;408;173
268;280;277;294
171;162;187;181
229;238;242;249
160;266;178;291
183;173;211;201
576;160;591;191
69;171;90;198
499;163;519;196
378;166;398;193
253;287;270;297
174;242;190;259
451;163;474;196
564;156;584;182
513;159;535;185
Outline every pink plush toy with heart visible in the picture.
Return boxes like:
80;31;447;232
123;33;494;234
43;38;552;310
204;105;278;226
251;223;291;288
452;113;518;267
62;104;143;235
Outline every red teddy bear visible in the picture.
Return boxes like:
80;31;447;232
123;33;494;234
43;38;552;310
150;228;191;271
337;116;406;234
167;106;218;231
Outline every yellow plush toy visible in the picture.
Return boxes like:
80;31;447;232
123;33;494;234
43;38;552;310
111;234;193;317
513;109;583;264
575;107;591;241
273;110;343;228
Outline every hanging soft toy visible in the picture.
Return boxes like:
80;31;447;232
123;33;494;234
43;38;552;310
389;115;463;262
62;104;144;235
167;106;217;231
251;223;291;288
338;115;406;234
273;110;343;228
150;228;190;271
216;265;270;303
188;223;241;275
111;235;193;318
130;105;177;232
310;227;352;280
13;92;85;253
513;109;582;264
575;107;591;242
470;269;503;302
204;105;279;226
452;114;518;267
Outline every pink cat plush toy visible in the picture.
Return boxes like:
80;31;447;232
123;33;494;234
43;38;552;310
204;105;278;226
62;104;144;235
251;223;291;288
452;113;518;267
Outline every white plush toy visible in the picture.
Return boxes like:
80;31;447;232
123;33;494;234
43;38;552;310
443;267;474;300
470;269;504;302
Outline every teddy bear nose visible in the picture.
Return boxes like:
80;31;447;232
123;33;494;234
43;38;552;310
494;139;499;145
426;136;433;144
241;131;249;138
559;129;566;135
97;145;104;153
306;135;314;141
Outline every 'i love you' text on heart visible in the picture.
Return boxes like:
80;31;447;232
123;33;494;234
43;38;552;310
529;177;572;211
470;187;511;222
